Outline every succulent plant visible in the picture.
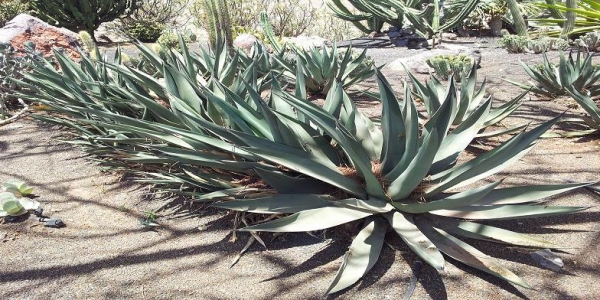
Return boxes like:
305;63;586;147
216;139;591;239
0;180;39;217
272;44;377;95
407;63;524;136
575;30;600;52
426;54;473;82
507;50;600;98
13;38;593;295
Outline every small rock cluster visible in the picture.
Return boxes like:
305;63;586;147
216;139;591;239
387;26;429;49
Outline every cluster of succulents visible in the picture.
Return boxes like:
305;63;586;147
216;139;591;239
426;54;473;82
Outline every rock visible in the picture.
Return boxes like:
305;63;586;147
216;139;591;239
388;31;401;39
0;13;81;60
233;33;259;55
282;35;328;50
441;32;458;40
530;249;564;273
388;26;400;33
399;28;414;36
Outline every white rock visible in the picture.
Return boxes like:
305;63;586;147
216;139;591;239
233;33;260;55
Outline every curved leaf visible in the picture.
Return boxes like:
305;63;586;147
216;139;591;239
327;217;387;294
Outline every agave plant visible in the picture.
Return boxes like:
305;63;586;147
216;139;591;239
14;34;593;295
552;86;600;137
407;63;524;137
271;44;377;95
506;50;600;98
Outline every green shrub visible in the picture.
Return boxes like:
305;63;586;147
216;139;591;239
193;0;316;37
123;20;166;42
157;31;197;50
0;0;28;27
30;0;136;41
0;42;40;119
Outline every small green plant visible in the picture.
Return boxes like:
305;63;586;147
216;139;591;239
575;30;600;52
0;180;39;217
426;54;473;82
140;210;160;228
507;50;600;98
498;34;530;53
499;34;570;53
3;179;34;197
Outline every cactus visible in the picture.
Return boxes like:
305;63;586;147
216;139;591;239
498;34;530;53
506;0;528;36
544;0;564;20
561;0;576;38
30;0;136;41
202;0;233;49
260;12;284;53
426;54;473;82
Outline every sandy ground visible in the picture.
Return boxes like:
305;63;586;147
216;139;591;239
1;39;600;299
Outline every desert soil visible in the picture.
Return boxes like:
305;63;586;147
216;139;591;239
1;38;599;299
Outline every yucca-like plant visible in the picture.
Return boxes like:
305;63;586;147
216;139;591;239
407;63;524;137
533;0;600;36
13;39;593;295
507;50;600;98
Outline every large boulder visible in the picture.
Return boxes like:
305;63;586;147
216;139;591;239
0;13;81;60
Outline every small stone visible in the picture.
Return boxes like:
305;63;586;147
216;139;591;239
530;249;564;272
388;26;400;32
387;31;401;39
233;33;259;55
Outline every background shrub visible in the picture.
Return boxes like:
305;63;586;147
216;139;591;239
107;0;191;42
123;20;166;42
0;0;29;27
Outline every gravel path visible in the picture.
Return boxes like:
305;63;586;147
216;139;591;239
1;40;600;299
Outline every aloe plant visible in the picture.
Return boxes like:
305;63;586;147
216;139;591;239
506;50;600;98
12;36;594;295
560;86;600;136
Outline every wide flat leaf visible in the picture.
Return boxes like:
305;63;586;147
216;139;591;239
254;167;332;194
439;220;562;249
327;217;387;294
385;212;445;270
395;181;501;213
430;204;589;220
239;206;373;232
416;220;532;289
213;194;334;214
475;182;597;205
377;69;406;172
387;129;440;200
